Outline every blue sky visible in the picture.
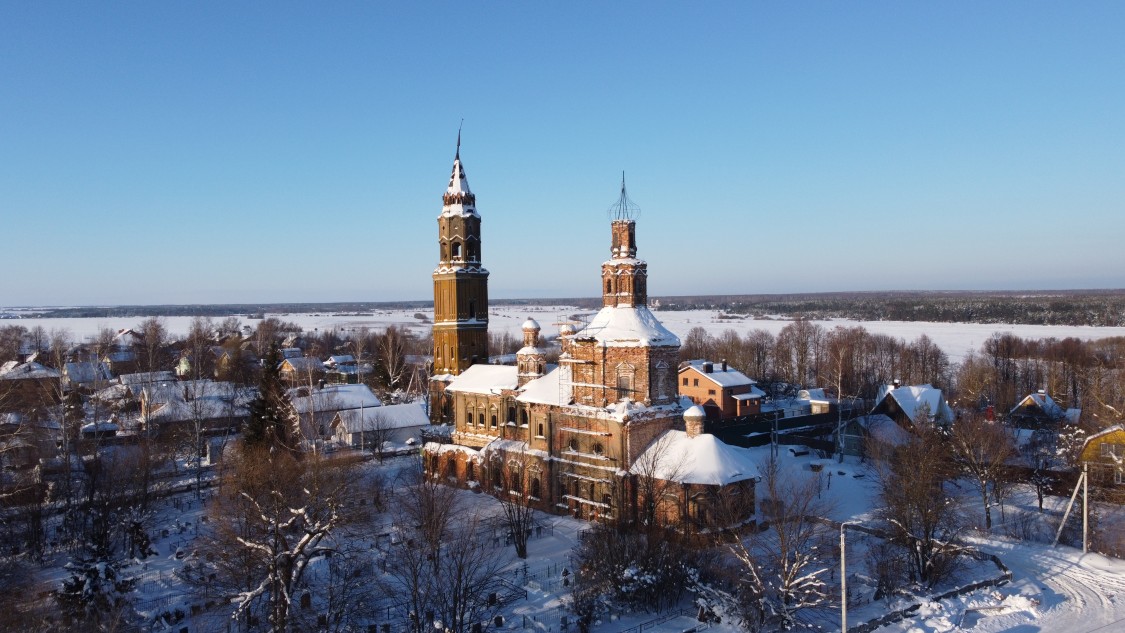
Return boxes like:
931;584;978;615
2;2;1123;306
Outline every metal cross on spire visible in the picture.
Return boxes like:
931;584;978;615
607;171;642;221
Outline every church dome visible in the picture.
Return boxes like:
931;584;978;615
522;318;541;332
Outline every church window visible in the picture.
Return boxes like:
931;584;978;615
490;413;497;428
655;362;669;399
568;438;578;452
508;406;516;424
592;442;604;456
468;300;476;319
536;422;544;437
531;477;541;499
467;461;475;481
605;279;612;294
451;241;462;258
616;366;634;400
478;413;485;427
521;410;529;427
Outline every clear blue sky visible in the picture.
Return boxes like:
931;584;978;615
2;2;1123;307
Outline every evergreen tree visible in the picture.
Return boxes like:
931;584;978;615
244;344;299;451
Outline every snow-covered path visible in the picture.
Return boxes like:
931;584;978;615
880;538;1125;633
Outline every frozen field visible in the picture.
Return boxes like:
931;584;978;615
8;305;1125;364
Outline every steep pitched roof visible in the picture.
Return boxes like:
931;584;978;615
873;383;954;426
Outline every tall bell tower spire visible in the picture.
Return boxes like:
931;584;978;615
602;173;648;308
431;131;489;400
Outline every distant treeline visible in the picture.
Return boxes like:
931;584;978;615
656;290;1125;327
9;290;1125;327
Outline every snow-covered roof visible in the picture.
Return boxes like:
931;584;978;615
326;355;356;366
522;318;541;331
1083;425;1125;449
290;384;382;414
630;430;761;486
334;402;429;432
445;364;518;394
119;371;177;386
281;357;326;373
0;361;61;380
141;380;255;424
573;306;680;348
64;361;113;384
1010;392;1066;420
680;360;755;388
440;155;479;219
732;391;763;401
517;366;570;406
874;383;954;426
858;414;912;447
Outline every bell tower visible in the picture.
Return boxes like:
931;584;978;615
430;134;489;420
601;174;648;308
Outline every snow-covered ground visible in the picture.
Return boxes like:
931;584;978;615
38;447;1119;633
10;305;1125;364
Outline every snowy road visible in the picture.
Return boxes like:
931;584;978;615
881;538;1125;633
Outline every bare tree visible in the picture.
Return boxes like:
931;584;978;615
949;413;1016;530
494;449;538;558
724;455;835;630
203;445;362;632
868;425;965;587
630;431;687;529
382;466;506;633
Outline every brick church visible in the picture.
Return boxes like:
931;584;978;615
423;140;759;528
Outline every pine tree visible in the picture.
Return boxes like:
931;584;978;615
244;344;299;451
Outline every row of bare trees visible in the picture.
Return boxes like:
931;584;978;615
680;320;951;400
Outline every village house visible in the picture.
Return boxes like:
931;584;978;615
678;359;764;420
279;356;326;386
62;360;113;392
1079;425;1125;498
0;360;62;413
422;145;759;529
1008;389;1081;429
331;401;430;451
290;383;382;439
871;381;955;429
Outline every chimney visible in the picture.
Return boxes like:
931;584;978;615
702;362;713;374
893;379;901;389
684;405;706;438
721;359;727;372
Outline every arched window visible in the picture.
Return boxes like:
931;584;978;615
451;241;462;258
490;411;498;428
478;413;485;427
520;410;529;427
536;422;544;437
592;442;604;456
468;299;476;319
655;361;670;400
467;461;475;481
605;279;613;294
531;477;541;499
615;363;636;401
508;406;516;424
568;438;578;452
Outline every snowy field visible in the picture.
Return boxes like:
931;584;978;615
9;305;1125;364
